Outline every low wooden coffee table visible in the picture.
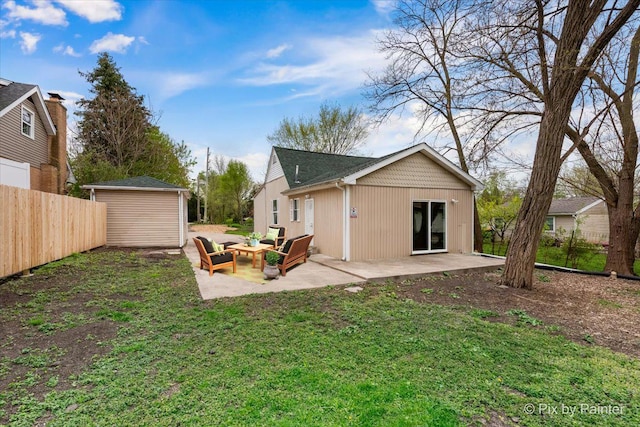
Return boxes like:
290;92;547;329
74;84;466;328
228;243;274;269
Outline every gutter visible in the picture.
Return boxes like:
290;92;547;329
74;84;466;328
81;185;189;193
335;182;348;261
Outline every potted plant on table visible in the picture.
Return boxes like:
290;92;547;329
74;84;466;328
263;250;280;280
247;232;262;247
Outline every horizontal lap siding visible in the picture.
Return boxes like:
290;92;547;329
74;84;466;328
349;186;472;261
96;190;179;247
1;185;106;277
0;100;49;167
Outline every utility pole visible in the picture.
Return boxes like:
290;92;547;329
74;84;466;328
196;174;201;222
204;147;210;223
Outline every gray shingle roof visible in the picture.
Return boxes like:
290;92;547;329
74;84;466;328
274;145;414;190
0;80;37;113
84;176;185;190
274;147;376;189
548;196;601;215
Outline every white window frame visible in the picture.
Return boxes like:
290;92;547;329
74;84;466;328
411;199;448;255
272;199;279;224
544;216;556;232
21;105;35;139
290;198;300;222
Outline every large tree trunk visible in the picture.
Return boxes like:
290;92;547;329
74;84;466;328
606;205;640;275
500;112;568;289
473;197;483;252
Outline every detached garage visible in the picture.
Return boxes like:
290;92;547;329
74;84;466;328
83;176;189;248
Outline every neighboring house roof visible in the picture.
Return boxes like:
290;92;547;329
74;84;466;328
274;143;483;193
0;78;56;135
82;176;188;192
548;196;603;215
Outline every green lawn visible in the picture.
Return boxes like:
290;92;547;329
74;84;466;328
483;242;640;275
1;250;638;426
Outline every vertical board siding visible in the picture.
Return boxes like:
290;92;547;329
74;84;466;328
96;190;180;247
0;185;107;277
290;188;343;258
349;186;473;261
0;100;50;167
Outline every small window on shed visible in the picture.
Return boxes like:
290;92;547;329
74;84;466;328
21;106;34;139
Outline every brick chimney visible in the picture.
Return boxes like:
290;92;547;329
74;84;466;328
45;93;68;194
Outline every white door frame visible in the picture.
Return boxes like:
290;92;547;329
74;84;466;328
305;198;314;243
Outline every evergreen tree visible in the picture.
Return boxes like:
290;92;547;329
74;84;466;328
71;53;194;196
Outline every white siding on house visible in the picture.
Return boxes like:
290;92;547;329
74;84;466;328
265;151;285;183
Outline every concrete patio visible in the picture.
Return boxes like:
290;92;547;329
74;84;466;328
185;231;505;299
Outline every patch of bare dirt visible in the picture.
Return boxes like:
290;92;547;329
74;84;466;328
0;268;120;423
189;224;233;233
394;270;640;358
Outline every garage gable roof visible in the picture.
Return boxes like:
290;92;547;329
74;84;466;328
82;176;188;192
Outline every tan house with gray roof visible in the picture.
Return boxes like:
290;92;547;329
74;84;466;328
545;196;609;244
254;143;483;261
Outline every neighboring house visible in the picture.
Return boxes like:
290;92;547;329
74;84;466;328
546;196;609;244
83;176;189;248
254;143;483;261
0;77;73;194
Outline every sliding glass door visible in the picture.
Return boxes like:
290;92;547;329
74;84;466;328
412;201;446;253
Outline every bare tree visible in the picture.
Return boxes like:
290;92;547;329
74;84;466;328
465;0;640;289
268;102;368;155
366;0;488;251
565;24;640;275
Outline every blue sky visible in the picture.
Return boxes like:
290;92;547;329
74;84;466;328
1;0;433;182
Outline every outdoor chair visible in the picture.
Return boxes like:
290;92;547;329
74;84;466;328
193;236;237;276
260;225;287;247
261;234;313;277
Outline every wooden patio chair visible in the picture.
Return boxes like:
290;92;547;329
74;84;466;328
261;234;313;277
260;225;287;247
193;237;237;276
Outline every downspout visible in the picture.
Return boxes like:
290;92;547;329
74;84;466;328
336;182;347;261
471;191;476;253
178;191;184;247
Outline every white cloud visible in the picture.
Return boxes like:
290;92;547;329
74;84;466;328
55;0;122;23
53;43;80;57
266;44;291;59
3;0;67;26
150;72;211;101
371;0;396;16
19;31;41;54
239;30;387;99
1;29;16;38
89;32;134;53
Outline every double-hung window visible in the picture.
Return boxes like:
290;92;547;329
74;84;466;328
290;198;299;222
21;106;34;139
544;216;555;232
272;199;278;224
